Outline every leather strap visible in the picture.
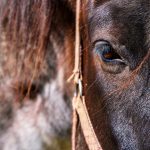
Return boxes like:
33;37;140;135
69;0;103;150
73;95;103;150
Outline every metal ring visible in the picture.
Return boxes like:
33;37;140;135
78;79;82;96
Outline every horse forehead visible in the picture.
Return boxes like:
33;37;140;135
88;2;125;42
88;0;146;41
89;0;141;8
88;0;144;27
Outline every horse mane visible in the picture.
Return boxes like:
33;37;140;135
0;1;52;101
0;0;75;100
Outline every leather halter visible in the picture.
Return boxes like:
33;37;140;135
68;0;103;149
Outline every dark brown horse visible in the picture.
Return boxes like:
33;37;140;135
0;0;150;150
80;0;150;150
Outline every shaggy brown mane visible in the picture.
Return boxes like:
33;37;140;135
0;0;75;100
0;0;54;99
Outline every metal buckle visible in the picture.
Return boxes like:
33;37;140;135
74;77;82;97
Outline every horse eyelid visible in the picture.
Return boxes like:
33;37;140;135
92;39;110;48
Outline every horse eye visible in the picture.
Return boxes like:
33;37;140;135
94;41;121;62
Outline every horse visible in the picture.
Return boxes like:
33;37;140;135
79;0;150;149
0;0;150;150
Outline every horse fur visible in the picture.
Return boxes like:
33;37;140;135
0;0;150;150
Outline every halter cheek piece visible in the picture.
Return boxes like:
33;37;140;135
68;0;103;149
